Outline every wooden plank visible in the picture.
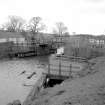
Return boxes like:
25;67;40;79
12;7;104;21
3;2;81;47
61;71;70;76
59;60;61;76
50;65;60;70
46;74;69;80
48;63;50;74
69;64;72;77
50;70;59;75
53;55;88;63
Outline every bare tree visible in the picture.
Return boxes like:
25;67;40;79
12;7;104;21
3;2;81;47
53;22;69;36
28;16;46;34
2;16;25;32
27;17;46;50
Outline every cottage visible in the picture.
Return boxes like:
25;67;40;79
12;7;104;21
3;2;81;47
0;31;26;44
64;35;105;58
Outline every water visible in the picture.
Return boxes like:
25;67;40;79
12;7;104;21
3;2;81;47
0;56;49;105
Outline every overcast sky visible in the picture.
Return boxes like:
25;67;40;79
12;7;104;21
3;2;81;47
0;0;105;35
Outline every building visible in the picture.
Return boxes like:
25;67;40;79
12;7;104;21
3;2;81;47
0;31;26;44
0;31;30;56
64;35;105;58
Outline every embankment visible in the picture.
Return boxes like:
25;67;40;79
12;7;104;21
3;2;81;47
23;56;105;105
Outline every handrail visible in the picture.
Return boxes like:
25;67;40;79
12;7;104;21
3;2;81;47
51;55;88;63
56;55;88;60
49;64;81;68
47;59;85;76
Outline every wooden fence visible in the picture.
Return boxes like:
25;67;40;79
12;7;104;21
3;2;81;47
45;55;88;79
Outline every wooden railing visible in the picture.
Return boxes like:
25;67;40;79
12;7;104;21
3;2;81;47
46;62;87;78
43;55;89;80
52;55;89;63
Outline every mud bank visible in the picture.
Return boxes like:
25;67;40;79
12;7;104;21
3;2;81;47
23;56;105;105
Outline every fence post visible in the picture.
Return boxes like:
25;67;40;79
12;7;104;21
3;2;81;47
69;64;72;78
59;59;61;76
48;63;50;74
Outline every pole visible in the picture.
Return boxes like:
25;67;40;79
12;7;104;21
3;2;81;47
59;56;61;76
69;64;72;78
48;63;50;74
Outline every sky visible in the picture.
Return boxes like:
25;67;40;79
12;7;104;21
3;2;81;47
0;0;105;35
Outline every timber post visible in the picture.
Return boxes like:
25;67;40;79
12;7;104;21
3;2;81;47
69;64;72;78
59;58;61;76
48;63;50;74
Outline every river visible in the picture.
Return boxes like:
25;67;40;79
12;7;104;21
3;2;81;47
0;56;49;105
